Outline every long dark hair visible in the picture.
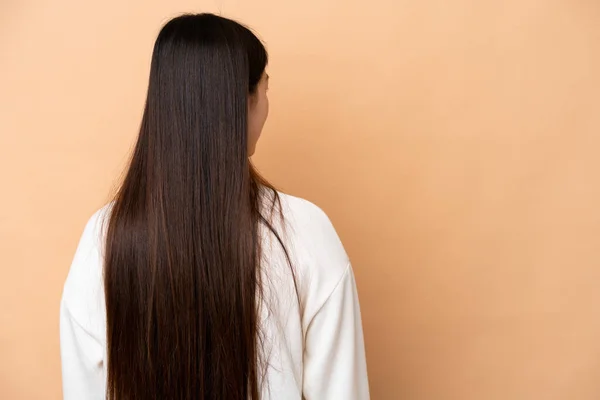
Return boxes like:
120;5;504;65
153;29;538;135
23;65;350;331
104;14;289;399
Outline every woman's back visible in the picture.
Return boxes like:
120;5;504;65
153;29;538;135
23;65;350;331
60;191;369;399
59;13;368;399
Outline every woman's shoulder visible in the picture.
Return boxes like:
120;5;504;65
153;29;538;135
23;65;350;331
277;192;330;223
61;204;112;335
276;192;341;239
275;191;350;282
63;205;111;289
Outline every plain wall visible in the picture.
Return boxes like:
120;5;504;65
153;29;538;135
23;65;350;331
1;0;599;398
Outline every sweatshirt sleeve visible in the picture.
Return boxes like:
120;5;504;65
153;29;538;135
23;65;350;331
302;264;370;399
60;209;108;400
60;300;106;400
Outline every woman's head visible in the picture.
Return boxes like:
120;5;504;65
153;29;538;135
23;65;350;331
248;70;269;156
104;14;283;400
148;13;269;158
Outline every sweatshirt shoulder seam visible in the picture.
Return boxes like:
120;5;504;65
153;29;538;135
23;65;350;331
305;262;351;329
61;299;103;348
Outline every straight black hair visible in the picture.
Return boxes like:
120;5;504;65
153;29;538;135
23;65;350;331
104;13;290;399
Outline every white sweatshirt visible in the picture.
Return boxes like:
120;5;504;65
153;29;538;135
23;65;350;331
60;192;370;399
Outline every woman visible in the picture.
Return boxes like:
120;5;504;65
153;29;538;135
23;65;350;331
60;13;369;400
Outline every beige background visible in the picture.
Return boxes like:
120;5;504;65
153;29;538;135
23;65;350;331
1;0;600;398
